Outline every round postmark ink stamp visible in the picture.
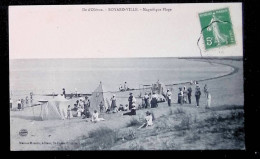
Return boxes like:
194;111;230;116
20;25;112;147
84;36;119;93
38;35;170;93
19;129;28;137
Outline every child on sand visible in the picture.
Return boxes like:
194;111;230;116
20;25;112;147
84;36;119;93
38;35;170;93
91;110;105;123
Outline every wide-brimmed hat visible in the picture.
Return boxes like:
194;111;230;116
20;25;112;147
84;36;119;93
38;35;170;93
129;92;133;95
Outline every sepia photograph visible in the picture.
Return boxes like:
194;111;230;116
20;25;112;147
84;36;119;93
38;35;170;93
9;3;244;150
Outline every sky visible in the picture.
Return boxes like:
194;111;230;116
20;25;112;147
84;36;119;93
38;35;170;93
9;3;243;59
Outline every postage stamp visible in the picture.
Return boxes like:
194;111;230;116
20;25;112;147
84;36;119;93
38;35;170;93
199;8;236;50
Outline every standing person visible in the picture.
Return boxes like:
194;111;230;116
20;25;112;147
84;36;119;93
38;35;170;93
10;98;13;110
83;96;91;119
67;105;72;119
144;92;150;108
99;101;105;113
17;99;22;111
110;94;117;111
30;92;33;104
204;84;208;97
187;84;193;104
183;86;188;104
151;92;158;108
128;93;134;110
195;86;201;107
178;87;184;105
205;91;212;109
119;84;123;91
77;98;84;117
166;89;172;106
124;82;128;91
21;99;25;110
25;96;29;107
62;88;66;98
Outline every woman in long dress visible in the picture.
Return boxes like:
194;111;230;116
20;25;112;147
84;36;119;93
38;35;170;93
111;94;117;112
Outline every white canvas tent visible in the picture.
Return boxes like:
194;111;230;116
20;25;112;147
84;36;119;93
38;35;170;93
152;81;167;95
90;82;113;111
40;95;71;120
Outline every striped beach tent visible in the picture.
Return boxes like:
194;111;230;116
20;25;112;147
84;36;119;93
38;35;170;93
90;82;113;111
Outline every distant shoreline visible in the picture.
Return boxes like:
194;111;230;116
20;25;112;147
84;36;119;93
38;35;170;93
165;58;240;86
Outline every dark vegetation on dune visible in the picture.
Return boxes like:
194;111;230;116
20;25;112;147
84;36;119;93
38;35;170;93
58;104;244;150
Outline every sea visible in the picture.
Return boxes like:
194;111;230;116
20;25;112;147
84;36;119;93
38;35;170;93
9;57;233;100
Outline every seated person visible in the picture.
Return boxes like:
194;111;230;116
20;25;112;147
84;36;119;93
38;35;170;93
123;104;128;111
91;110;105;123
123;103;136;116
113;106;119;113
83;108;91;118
72;104;78;111
67;105;73;119
106;106;111;114
138;111;153;129
77;106;84;117
118;104;124;111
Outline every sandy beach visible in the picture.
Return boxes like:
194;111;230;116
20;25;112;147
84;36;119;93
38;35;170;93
10;58;244;150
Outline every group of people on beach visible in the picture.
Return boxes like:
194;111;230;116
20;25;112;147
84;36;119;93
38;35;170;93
10;81;211;128
119;82;129;91
177;82;211;108
66;90;155;127
10;93;33;111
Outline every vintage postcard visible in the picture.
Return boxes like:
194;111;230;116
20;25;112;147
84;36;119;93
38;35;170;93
9;3;243;150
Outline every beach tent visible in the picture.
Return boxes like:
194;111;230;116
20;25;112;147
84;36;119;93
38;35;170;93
152;81;167;95
40;95;70;120
90;82;113;111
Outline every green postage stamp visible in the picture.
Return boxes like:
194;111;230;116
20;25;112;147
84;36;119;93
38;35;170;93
199;8;236;50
